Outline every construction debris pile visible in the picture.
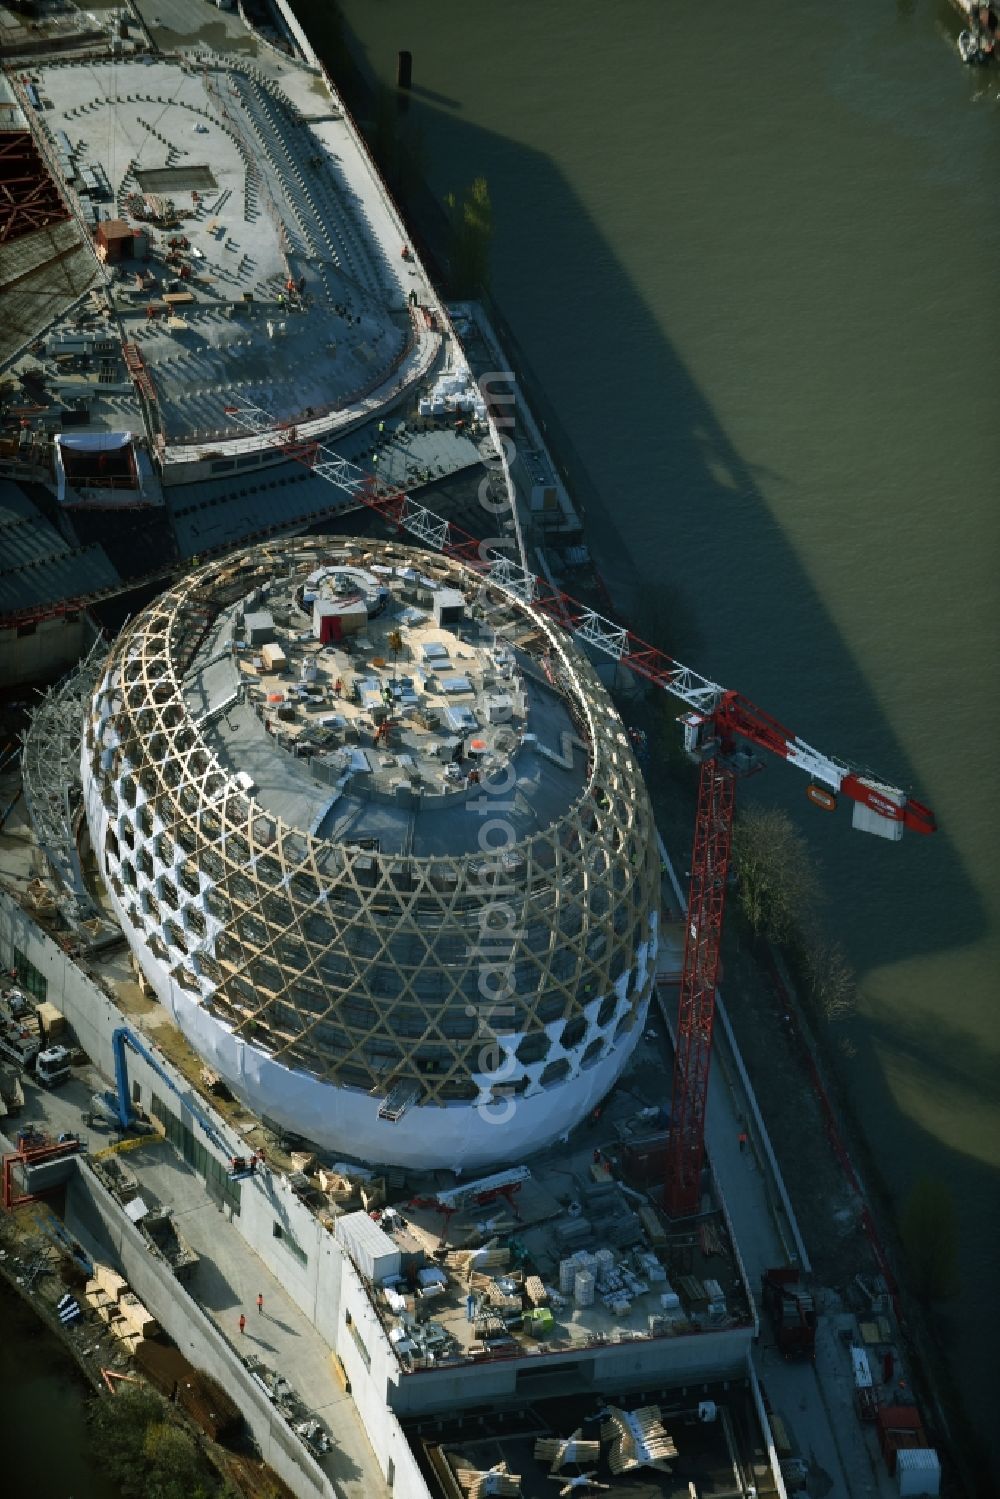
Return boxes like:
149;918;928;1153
445;1404;679;1497
242;1353;332;1458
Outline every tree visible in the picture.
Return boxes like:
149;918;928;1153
446;177;492;296
801;933;857;1023
730;802;820;946
144;1422;205;1497
89;1386;165;1495
88;1388;215;1499
899;1176;958;1301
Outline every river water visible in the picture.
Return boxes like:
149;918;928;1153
0;1278;120;1498
305;0;1000;1478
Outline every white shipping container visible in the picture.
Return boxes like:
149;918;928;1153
336;1210;401;1284
896;1449;941;1498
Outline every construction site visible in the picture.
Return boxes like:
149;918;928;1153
0;494;944;1498
1;0;549;689
0;4;951;1499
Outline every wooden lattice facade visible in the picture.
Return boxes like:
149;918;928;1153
82;539;660;1160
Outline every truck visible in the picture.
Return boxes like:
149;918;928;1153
761;1266;816;1360
140;1208;199;1283
36;1045;72;1089
0;1063;25;1117
0;1018;41;1071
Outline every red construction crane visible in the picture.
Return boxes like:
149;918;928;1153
222;402;936;1218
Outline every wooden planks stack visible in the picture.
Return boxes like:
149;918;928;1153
602;1405;677;1475
318;1168;356;1204
639;1201;668;1246
470;1273;521;1313
452;1459;521;1497
445;1241;511;1282
524;1274;548;1307
84;1260;159;1356
118;1291;160;1343
84;1262;127;1326
534;1430;601;1471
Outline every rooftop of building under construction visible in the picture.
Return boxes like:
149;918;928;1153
6;54;437;458
185;565;589;852
405;1381;778;1498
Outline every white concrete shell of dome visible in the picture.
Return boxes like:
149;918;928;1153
81;538;660;1171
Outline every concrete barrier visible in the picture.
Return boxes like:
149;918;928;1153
66;1157;335;1499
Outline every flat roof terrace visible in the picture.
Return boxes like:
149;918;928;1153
183;564;590;854
29;57;442;458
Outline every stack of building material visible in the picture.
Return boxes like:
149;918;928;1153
452;1459;521;1498
473;1308;509;1340
472;1274;521;1314
604;1210;644;1249
116;1290;160;1354
676;1275;707;1306
36;1001;66;1041
602;1406;677;1476
573;1269;595;1308
534;1430;601;1471
635;1251;667;1284
554;1216;591;1249
359;1176;385;1211
697;1217;724;1257
261;642;287;672
524;1275;548;1307
318;1168;357;1204
84;1261;128;1324
639;1201;667;1245
445;1241;510;1281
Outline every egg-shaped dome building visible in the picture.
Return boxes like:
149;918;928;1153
82;538;660;1170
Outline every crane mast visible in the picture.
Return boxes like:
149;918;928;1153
665;757;737;1217
221;401;936;1218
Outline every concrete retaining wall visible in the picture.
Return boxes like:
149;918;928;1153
66;1157;335;1499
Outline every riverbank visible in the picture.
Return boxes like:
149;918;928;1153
0;1198;294;1499
0;1222;120;1499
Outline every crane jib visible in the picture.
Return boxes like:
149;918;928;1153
222;396;937;838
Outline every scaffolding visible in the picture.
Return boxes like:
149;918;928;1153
20;634;116;937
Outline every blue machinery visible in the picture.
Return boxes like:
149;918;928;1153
107;1026;229;1156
